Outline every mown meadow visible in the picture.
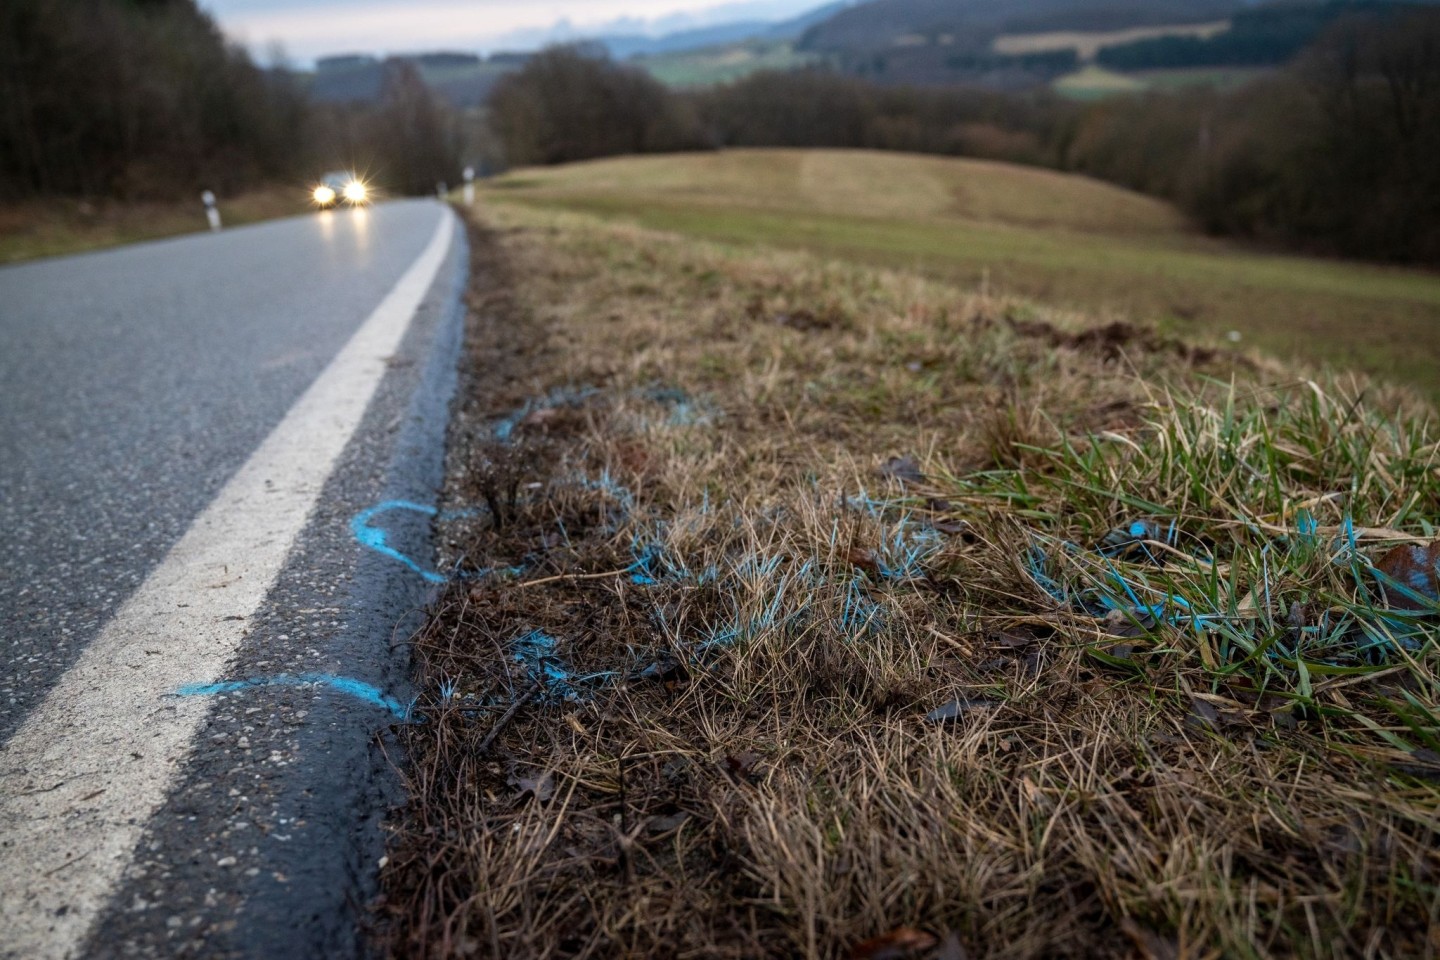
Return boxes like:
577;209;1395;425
487;149;1440;400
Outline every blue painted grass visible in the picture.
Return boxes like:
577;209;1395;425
492;386;600;441
874;520;944;581
512;629;619;701
1026;515;1436;664
575;470;636;514
839;576;886;638
175;673;412;720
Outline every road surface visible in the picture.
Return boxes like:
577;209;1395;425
0;200;467;958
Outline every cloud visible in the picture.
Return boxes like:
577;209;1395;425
204;0;772;59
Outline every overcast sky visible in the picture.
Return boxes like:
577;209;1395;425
202;0;821;62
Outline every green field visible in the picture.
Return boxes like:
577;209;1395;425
485;149;1440;397
1053;64;1149;99
633;40;819;87
1053;64;1268;99
1133;65;1271;91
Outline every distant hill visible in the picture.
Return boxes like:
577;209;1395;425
794;0;1244;87
799;0;1241;53
304;1;851;105
794;0;1440;88
598;1;852;58
310;53;516;107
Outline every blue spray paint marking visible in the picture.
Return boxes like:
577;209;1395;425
352;500;523;584
492;386;601;441
512;629;618;701
839;576;886;638
351;500;447;583
626;541;668;584
175;673;412;720
1099;518;1180;565
1026;515;1436;663
575;470;636;514
639;384;714;427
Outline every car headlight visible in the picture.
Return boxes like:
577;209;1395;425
343;180;368;203
313;185;336;205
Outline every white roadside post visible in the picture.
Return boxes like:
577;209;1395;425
436;181;447;199
462;166;475;205
201;190;221;231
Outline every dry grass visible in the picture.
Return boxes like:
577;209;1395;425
486;150;1440;400
496;150;1187;236
378;201;1440;959
0;186;314;264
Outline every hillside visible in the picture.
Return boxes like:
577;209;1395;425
797;0;1241;86
793;0;1440;89
802;0;1239;50
488;149;1440;396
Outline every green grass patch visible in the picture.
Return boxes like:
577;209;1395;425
635;40;820;88
1053;65;1148;99
1133;65;1272;91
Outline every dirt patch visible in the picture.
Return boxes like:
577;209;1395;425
1000;313;1243;367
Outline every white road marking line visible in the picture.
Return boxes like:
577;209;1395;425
0;208;455;959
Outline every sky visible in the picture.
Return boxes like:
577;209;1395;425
202;0;823;62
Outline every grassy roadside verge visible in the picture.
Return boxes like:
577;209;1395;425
0;186;313;264
379;201;1440;958
484;150;1440;400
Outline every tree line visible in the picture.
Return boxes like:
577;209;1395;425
486;7;1440;265
1095;0;1409;71
6;0;1435;264
0;0;462;200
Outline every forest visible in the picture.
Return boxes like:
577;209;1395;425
0;0;460;200
4;0;1437;265
490;6;1440;264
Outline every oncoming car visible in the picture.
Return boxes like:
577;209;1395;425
312;171;369;208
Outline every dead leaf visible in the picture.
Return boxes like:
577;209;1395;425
1374;540;1439;611
723;751;762;781
880;455;924;486
926;698;1000;724
849;926;938;960
1188;696;1220;731
646;812;690;833
848;547;881;577
509;770;554;802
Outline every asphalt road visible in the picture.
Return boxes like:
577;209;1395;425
0;200;467;958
